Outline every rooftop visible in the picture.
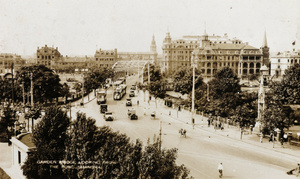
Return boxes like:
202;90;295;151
18;133;35;148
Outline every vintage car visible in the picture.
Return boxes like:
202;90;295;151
126;98;132;106
128;108;138;120
104;112;114;121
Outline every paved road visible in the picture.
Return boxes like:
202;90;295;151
71;75;299;179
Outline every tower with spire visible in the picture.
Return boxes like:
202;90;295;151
150;34;157;53
261;31;270;69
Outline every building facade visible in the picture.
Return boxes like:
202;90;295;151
92;48;118;68
161;31;269;79
270;49;300;77
36;45;61;69
0;53;26;77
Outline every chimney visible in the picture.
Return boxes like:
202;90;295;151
56;47;58;50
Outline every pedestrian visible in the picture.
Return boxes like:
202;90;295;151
218;163;223;178
260;132;263;143
296;162;300;177
283;133;288;143
269;133;273;142
280;137;284;148
137;100;139;105
208;119;211;127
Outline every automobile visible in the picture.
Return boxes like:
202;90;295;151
100;104;108;113
130;85;136;90
104;112;114;121
129;90;135;97
128;108;138;120
126;98;132;106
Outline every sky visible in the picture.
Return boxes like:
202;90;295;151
0;0;299;57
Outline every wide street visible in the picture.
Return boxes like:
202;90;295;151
70;75;299;179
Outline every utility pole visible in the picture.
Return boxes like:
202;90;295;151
191;53;195;126
30;72;34;107
148;62;150;84
159;121;162;151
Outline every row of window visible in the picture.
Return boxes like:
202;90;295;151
95;52;115;55
95;58;114;61
38;55;55;60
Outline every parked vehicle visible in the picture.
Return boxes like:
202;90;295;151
104;112;114;121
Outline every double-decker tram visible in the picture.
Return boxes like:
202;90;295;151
113;84;127;100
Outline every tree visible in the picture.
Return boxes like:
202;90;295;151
209;67;240;100
22;106;70;179
271;63;300;104
262;103;291;136
148;80;166;99
60;83;70;103
173;66;203;95
16;65;62;104
0;103;16;140
138;138;190;178
84;67;114;93
143;64;162;83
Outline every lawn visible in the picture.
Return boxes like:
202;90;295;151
0;167;10;179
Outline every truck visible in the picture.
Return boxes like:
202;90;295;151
96;89;107;105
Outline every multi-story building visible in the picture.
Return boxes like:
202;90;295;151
92;48;118;68
0;53;26;77
270;49;300;77
161;31;269;79
36;45;61;69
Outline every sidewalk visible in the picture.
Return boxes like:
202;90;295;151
139;90;300;161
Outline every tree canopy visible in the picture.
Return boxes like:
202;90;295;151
271;63;300;104
22;107;192;179
208;67;241;100
15;65;62;104
173;66;204;95
84;67;113;92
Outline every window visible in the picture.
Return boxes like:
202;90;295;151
278;59;280;63
18;151;21;164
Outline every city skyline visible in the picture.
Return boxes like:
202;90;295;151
0;0;300;57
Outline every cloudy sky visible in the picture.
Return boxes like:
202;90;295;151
0;0;299;56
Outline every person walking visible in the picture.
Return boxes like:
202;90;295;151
218;163;223;178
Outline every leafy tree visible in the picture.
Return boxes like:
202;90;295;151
148;80;166;99
262;103;291;136
143;64;162;83
60;83;70;103
63;112;101;178
209;67;240;100
173;66;203;95
138;138;190;178
0;103;16;140
22;106;70;179
271;63;300;104
16;65;62;104
84;67;113;93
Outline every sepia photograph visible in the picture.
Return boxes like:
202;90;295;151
0;0;300;178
